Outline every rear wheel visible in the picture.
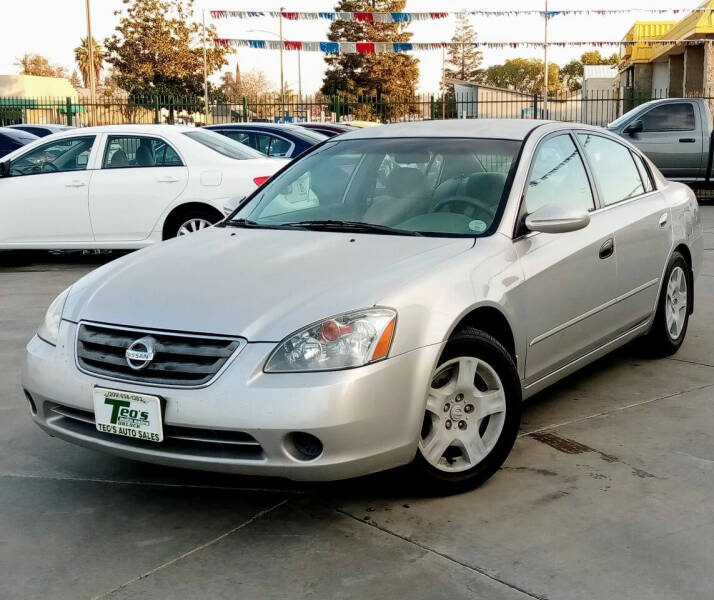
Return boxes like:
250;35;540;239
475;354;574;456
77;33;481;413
164;208;221;240
412;328;521;494
643;252;690;357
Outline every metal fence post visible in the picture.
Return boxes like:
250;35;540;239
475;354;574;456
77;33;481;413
242;96;248;122
153;96;160;124
533;93;538;119
65;97;73;126
335;95;340;122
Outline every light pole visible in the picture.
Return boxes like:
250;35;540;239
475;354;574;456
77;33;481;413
84;0;97;125
247;28;302;99
202;9;209;123
543;0;549;118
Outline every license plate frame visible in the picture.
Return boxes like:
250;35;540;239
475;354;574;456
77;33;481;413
93;387;164;443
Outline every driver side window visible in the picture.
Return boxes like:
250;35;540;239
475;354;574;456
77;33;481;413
9;136;96;177
526;134;594;214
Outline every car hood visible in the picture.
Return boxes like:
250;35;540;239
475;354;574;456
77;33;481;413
65;227;473;341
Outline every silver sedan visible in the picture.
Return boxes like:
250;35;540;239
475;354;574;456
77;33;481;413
22;120;704;493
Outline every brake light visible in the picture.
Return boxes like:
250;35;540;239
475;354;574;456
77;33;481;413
253;176;270;187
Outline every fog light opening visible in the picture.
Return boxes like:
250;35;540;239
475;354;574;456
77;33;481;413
24;390;37;416
285;432;324;462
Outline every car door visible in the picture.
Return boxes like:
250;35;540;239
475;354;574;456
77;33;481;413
88;134;188;241
626;101;702;179
514;132;619;383
0;135;96;244
577;132;672;330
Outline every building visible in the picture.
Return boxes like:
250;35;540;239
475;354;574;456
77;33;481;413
0;74;80;125
619;0;714;107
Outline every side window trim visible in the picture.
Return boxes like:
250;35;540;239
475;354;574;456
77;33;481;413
8;135;97;177
640;102;696;133
575;131;650;209
101;134;185;169
263;133;295;157
630;149;656;193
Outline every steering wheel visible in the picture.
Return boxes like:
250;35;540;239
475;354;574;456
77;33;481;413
431;195;497;222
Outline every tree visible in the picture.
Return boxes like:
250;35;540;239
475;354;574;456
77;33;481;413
482;58;561;95
74;37;105;88
320;0;419;121
220;67;271;98
443;12;482;85
104;0;232;100
70;70;82;88
14;54;67;78
581;50;619;66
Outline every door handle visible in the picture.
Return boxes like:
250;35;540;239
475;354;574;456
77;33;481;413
157;177;180;183
599;238;615;260
659;212;669;228
679;138;696;143
65;181;87;188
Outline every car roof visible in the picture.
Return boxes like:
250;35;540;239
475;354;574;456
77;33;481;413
0;127;39;141
51;124;196;136
337;119;562;141
208;122;309;132
7;124;72;131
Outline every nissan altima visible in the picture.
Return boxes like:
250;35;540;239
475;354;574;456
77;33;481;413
22;120;703;492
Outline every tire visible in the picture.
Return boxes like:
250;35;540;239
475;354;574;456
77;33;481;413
164;208;221;240
411;327;521;494
642;251;691;357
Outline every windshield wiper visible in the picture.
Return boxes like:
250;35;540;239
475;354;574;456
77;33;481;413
279;220;423;236
225;218;283;230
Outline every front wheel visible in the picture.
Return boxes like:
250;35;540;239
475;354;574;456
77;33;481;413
642;251;691;357
412;327;521;494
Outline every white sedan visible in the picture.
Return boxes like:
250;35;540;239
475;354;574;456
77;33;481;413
0;125;287;249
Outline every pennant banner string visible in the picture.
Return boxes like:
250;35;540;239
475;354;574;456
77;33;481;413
210;8;714;21
214;38;714;53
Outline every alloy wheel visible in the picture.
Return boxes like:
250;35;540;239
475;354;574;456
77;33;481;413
177;218;213;236
419;356;507;473
665;265;688;340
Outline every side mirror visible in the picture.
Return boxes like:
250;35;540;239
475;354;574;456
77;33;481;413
0;161;9;178
525;204;591;234
624;119;643;135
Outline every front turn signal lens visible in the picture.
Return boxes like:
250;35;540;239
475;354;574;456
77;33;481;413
371;316;396;361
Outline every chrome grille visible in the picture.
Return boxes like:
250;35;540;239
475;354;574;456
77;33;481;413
76;323;244;387
47;404;264;460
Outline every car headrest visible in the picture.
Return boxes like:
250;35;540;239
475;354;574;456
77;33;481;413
110;149;128;168
136;143;155;167
386;166;429;199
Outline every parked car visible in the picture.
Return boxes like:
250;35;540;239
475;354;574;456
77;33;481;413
608;97;713;184
297;122;357;137
6;123;74;137
0;127;38;158
0;125;286;249
205;123;327;158
23;120;703;492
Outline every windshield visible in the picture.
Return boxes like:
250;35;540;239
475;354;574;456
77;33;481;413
607;100;659;129
183;129;264;160
233;137;521;236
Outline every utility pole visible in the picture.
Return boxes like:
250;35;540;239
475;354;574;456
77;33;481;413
442;46;446;119
279;7;285;101
543;0;549;118
203;9;210;123
85;0;97;125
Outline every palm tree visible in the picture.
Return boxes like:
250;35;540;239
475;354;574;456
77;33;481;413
74;37;105;88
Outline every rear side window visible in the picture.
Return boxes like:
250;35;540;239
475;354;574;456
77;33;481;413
103;135;183;168
631;152;655;193
578;134;644;206
526;134;595;214
640;103;695;132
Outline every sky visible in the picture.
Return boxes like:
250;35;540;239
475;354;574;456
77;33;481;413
0;0;706;94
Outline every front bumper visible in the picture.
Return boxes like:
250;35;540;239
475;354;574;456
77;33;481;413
22;321;443;481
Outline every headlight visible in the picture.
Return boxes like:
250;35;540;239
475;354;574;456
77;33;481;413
37;287;71;346
264;308;397;373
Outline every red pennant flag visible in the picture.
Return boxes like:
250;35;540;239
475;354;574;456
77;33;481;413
354;12;374;22
282;12;299;20
284;41;302;50
356;42;376;53
429;13;448;19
